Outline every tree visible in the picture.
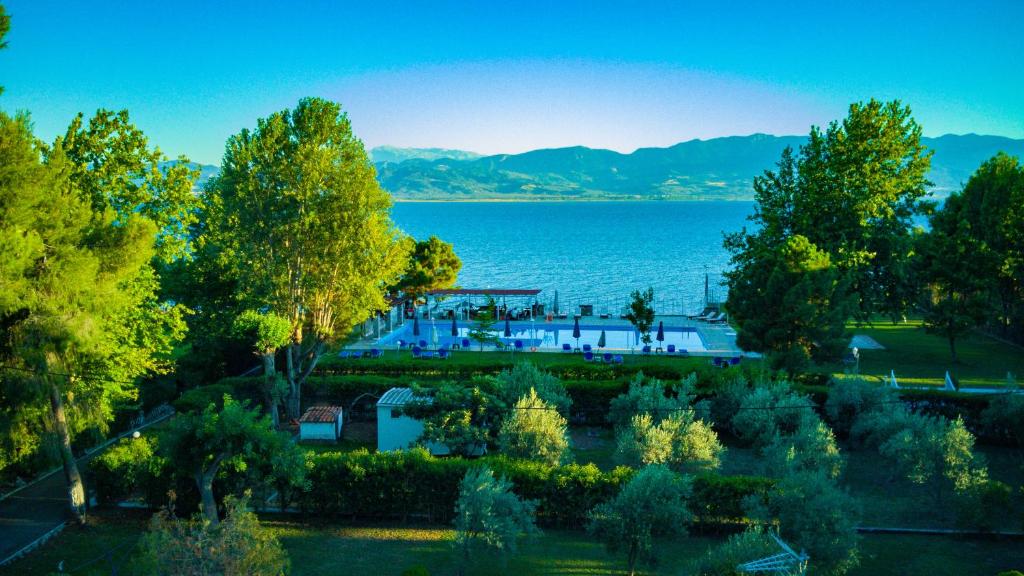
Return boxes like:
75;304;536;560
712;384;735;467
614;411;723;473
762;419;843;480
725;235;852;373
607;372;689;430
467;298;500;350
877;415;985;503
159;395;304;525
725;100;932;332
232;310;292;428
730;382;813;447
139;493;290;576
454;466;538;576
207;97;409;419
625;287;655;346
394;236;461;298
587;464;692;576
745;470;860;576
404;380;506;456
497;389;570;466
824;378;896;438
980;386;1024;450
917;204;990;362
493;362;571;415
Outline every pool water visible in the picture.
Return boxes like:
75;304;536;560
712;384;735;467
377;321;707;352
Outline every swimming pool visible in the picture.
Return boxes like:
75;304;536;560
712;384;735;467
377;321;707;352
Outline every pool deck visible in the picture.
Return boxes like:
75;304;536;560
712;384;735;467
357;314;752;357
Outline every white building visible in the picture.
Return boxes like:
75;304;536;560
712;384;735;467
298;405;343;442
376;387;450;455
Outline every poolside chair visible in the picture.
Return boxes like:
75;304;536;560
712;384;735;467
613;355;624;365
641;345;652;355
677;349;689;357
338;351;349;359
438;349;450;360
370;348;382;359
562;343;572;353
667;344;676;354
708;313;729;324
712;357;724;368
687;307;714;320
582;344;592;353
728;356;741;366
697;311;720;322
584;351;594;362
514;340;524;353
412;346;422;359
461;338;471;349
603;352;613;363
418;339;427;348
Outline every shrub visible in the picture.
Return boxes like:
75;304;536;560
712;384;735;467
497;389;570;466
955;479;1012;532
90;436;164;504
691;527;777;576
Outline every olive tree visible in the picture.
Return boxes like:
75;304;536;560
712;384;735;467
497;389;570;465
454;466;538;575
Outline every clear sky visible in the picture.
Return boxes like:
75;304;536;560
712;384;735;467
1;0;1021;165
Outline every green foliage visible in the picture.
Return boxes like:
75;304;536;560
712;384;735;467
395;235;461;298
587;464;692;576
824;378;897;438
497;389;570;466
980;390;1024;447
454;466;539;569
607;372;689;430
690;527;777;576
467;299;500;350
745;469;861;576
955;479;1012;533
138;493;290;575
730;381;814;447
726;235;852;373
625;287;655;346
493;362;571;415
206;97;410;418
614;410;723;473
160;395;304;523
762;419;843;480
688;474;775;528
90;436;164;504
233;310;292;355
405;379;506;456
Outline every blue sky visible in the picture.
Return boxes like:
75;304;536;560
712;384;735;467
1;0;1021;164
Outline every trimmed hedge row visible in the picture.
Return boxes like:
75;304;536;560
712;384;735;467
299;448;772;530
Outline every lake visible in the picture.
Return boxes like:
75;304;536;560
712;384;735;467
390;201;753;316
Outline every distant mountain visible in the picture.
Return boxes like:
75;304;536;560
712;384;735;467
158;161;220;190
176;135;1024;201
374;134;1024;201
369;146;482;164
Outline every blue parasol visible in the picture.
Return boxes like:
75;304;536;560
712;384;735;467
504;315;512;338
656;321;665;350
451;315;458;337
412;315;420;337
573;316;581;351
598;329;606;350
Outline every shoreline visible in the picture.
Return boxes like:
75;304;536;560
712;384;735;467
391;197;756;203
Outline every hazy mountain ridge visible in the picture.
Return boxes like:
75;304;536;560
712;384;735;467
187;135;1024;200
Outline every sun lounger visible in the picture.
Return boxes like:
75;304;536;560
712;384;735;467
677;349;689;357
338;351;349;359
438;349;449;360
462;338;471;349
582;344;592;353
562;343;572;353
412;346;422;359
712;357;724;368
613;355;624;364
708;313;729;324
728;356;741;366
667;344;676;354
370;348;382;358
584;351;594;362
418;340;427;348
687;307;714;320
641;345;652;355
515;340;524;352
603;352;613;363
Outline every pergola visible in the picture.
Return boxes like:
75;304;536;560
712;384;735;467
422;288;542;320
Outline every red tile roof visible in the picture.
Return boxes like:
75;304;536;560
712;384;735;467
299;406;342;423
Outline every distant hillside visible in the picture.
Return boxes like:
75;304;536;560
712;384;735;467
158;161;220;190
181;135;1024;200
375;134;1024;200
369;146;482;164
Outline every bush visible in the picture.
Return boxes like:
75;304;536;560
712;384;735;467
90;436;164;504
956;479;1012;532
689;474;774;530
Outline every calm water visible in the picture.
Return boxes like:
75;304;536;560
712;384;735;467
390;201;754;316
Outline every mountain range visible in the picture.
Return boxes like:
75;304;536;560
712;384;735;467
187;134;1024;201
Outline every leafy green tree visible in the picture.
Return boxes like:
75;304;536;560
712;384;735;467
493;362;571;415
394;235;461;298
762;419;843;480
159;395;304;525
405;380;506;456
726;235;852;373
139;493;290;576
467;298;500;350
824;378;896;438
614;410;723;473
877;415;985;503
497;389;570;465
730;382;814;447
207;97;409;419
980;387;1024;450
587;464;692;576
726;100;932;334
916;203;990;362
625;287;655;346
691;527;777;576
232;310;292;428
607;372;688;430
745;470;860;576
454;466;538;576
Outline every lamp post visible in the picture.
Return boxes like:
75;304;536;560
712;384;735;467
852;347;860;375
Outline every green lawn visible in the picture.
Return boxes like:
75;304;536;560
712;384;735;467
5;510;1023;576
823;320;1024;389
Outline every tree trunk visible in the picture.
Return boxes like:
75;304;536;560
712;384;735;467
48;379;86;524
261;352;280;429
196;455;225;526
627;542;638;576
286;336;326;421
949;335;958;364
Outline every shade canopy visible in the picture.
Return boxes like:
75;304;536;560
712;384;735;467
412;315;420;337
572;316;581;339
656;321;665;342
597;330;606;348
504;316;512;337
451;315;459;337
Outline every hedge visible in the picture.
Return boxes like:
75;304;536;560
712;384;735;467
299;449;771;531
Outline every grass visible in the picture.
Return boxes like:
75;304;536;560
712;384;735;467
6;510;1024;576
823;319;1024;389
